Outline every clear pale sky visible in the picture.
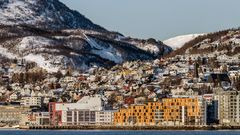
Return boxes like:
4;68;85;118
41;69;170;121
60;0;240;40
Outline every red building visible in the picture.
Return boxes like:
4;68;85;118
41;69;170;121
49;102;63;126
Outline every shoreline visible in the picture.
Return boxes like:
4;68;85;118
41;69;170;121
18;125;240;131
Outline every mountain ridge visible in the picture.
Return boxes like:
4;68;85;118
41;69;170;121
0;0;105;31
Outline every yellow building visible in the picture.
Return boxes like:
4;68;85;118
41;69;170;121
156;97;205;126
114;97;206;126
114;102;161;126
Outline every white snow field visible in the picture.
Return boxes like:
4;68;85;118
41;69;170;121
164;34;204;50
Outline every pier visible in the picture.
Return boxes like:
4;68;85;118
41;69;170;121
21;125;240;130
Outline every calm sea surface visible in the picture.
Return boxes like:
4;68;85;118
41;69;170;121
0;130;240;135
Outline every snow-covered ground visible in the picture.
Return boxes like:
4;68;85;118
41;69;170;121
23;54;61;73
0;0;39;25
164;34;204;49
0;46;18;59
18;36;54;51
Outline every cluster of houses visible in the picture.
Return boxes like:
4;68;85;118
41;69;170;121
0;44;240;128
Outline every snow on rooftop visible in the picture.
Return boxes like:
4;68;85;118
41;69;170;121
56;95;103;111
164;34;204;50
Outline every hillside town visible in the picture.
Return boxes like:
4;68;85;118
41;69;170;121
0;30;240;129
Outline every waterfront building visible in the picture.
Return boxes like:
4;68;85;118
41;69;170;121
157;97;206;126
114;97;206;126
49;95;104;126
0;106;30;125
95;110;117;125
20;112;50;126
60;109;116;126
114;103;159;126
214;90;240;126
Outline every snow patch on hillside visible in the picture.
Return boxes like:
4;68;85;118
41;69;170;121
164;34;204;49
84;34;103;50
0;46;18;59
18;36;54;51
143;44;160;54
84;34;123;63
0;0;37;25
91;47;123;64
23;54;60;73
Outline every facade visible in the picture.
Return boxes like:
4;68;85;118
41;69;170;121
49;107;116;126
206;100;218;125
95;110;116;125
20;112;50;126
0;106;30;125
66;110;96;125
203;94;218;124
157;97;206;126
49;102;63;126
35;112;50;126
214;90;240;126
114;97;206;126
114;103;157;126
49;95;104;126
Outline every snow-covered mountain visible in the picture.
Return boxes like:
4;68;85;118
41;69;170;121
0;0;172;73
0;0;104;31
164;34;203;50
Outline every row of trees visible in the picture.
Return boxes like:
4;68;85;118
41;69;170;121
12;70;47;84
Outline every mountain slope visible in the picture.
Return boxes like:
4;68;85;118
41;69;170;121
168;29;240;57
0;0;104;31
0;26;171;72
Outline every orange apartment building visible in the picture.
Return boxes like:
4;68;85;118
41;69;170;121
114;97;206;126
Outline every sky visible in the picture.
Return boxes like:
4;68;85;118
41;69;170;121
60;0;240;40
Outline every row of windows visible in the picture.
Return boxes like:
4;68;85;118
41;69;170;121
67;117;96;122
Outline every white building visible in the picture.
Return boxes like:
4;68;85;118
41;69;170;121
21;97;43;107
49;95;104;126
95;110;116;125
214;90;240;126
